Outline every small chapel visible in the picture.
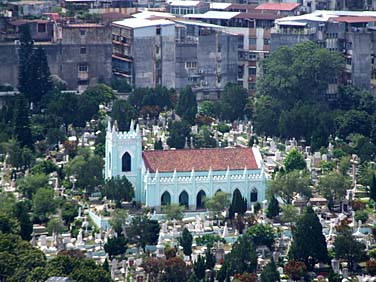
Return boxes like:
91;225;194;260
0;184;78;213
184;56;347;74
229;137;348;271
105;121;267;210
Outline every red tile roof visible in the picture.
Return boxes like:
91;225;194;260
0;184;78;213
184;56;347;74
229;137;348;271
143;147;258;173
331;16;376;23
255;3;300;11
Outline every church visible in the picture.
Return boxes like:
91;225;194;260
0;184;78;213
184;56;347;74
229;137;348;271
105;121;267;210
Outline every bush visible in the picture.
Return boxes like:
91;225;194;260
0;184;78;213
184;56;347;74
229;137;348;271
354;210;368;223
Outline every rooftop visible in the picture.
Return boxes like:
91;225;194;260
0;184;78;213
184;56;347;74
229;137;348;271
168;0;202;7
330;16;376;23
255;3;300;11
113;18;174;29
184;11;240;20
142;147;259;173
209;2;232;10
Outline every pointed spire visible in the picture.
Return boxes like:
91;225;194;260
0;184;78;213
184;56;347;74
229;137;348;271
191;168;195;179
107;118;111;132
129;119;134;133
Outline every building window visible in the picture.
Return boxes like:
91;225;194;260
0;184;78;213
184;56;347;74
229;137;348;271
185;61;197;69
80;46;87;54
78;65;88;72
156;27;161;35
122;152;131;172
80;30;86;37
248;82;256;90
249;37;256;45
264;38;270;45
250;188;258;202
37;23;46;33
249;67;256;75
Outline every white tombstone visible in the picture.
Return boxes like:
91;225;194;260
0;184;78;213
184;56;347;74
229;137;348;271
331;259;340;273
191;125;198;135
161;222;168;234
39;235;47;248
275;150;282;161
76;229;84;246
222;223;228;238
78;207;82;218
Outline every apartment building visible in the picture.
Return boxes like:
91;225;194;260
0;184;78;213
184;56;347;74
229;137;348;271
112;15;239;96
184;2;287;94
0;21;112;91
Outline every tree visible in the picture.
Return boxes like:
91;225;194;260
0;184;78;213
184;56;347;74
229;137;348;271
233;273;258;282
370;174;376;202
284;149;306;173
17;173;49;199
205;191;230;224
127;216;160;249
221;234;257;277
193;255;206;280
354;210;368;223
32;187;56;222
61;201;78;226
13;94;33;148
317;172;351;210
82;84;115;105
268;170;311;204
65;150;104;194
110;99;137;132
14;201;33;240
28;47;52;106
179;228;193;257
163;204;185;220
0;211;20;234
176;86;197;124
31;160;58;175
142;257;165;282
109;209;128;235
229;189;247;219
260;259;280;282
18;24;34;96
47;218;64;235
334;228;367;270
290;206;328;270
167;120;191;149
281;204;299;230
154;139;163;150
104;236;127;259
163;256;188;282
217;83;248;121
266;195;280;219
205;248;216;270
254;42;343;146
193;126;217;148
284;260;306;281
102;176;134;208
246;224;275;249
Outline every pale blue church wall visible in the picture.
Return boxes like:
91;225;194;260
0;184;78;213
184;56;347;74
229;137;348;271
144;169;266;210
105;121;143;202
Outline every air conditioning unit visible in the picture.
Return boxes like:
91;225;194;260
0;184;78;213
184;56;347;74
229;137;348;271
14;40;20;45
200;80;208;87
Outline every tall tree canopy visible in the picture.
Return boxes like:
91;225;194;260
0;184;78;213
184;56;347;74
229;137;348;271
176;86;197;124
253;41;344;149
290;206;329;270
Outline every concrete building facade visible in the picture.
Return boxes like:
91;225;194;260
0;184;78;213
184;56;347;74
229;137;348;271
0;22;112;91
112;16;239;92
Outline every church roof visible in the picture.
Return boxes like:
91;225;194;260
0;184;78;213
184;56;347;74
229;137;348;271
142;147;258;173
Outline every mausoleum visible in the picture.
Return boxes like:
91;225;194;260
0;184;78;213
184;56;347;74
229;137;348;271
105;121;267;210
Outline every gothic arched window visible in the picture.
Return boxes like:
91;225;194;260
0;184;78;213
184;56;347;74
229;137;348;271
122;152;131;172
250;188;258;202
